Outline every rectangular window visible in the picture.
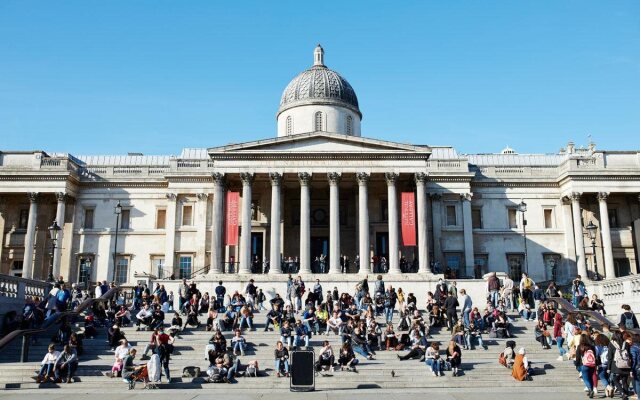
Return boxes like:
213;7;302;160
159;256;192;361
10;260;23;277
18;209;28;229
508;208;518;229
443;252;463;276
446;205;457;226
614;258;631;277
543;208;554;229
608;209;618;228
156;209;166;229
182;205;193;226
152;257;165;279
179;256;192;279
78;258;92;288
471;207;482;229
507;254;524;281
84;208;94;229
114;257;129;284
120;209;130;230
473;254;488;279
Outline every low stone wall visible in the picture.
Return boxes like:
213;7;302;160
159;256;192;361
585;275;640;319
0;274;50;334
152;273;496;312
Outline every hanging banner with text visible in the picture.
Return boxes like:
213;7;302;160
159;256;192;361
225;192;240;246
401;192;416;246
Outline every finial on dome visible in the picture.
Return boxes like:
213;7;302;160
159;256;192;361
314;44;324;66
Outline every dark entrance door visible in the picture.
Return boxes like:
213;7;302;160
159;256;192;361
375;232;389;273
311;236;329;273
251;232;264;273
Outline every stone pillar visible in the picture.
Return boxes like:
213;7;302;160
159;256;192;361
52;192;67;279
195;193;208;271
561;198;577;281
570;192;588;279
239;173;254;274
598;192;616;279
165;193;177;277
269;173;282;274
328;172;341;274
430;194;443;269
23;192;39;280
386;172;401;274
0;198;6;275
461;193;474;278
415;173;430;274
211;173;225;274
357;173;371;274
298;173;312;274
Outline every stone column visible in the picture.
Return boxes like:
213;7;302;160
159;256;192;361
52;192;67;279
195;193;208;271
430;194;443;269
328;172;341;274
269;173;282;274
461;193;474;278
415;173;430;274
561;198;577;282
211;173;225;274
239;173;254;274
0;198;6;275
598;192;616;279
165;193;177;277
356;172;371;274
570;192;588;279
23;192;39;280
386;172;401;274
298;173;312;274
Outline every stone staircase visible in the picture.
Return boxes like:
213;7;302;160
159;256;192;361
0;308;586;392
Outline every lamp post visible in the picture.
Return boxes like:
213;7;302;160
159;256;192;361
585;220;600;280
47;221;61;282
112;201;122;283
518;200;529;275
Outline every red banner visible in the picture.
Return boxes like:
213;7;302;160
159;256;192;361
225;192;239;246
401;192;416;246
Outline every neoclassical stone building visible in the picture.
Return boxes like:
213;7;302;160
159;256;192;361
1;45;639;287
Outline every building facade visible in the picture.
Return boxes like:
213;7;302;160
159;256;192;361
1;46;639;286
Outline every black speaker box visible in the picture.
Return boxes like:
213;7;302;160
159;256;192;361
290;350;315;392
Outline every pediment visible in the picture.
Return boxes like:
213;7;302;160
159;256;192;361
207;132;431;157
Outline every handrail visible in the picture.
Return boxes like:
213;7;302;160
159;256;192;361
548;296;640;335
0;286;119;353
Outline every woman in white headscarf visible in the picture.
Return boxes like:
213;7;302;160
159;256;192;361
512;347;531;381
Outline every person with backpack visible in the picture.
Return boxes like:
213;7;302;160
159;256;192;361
620;305;639;330
630;333;640;400
579;341;597;398
594;333;612;397
607;331;633;399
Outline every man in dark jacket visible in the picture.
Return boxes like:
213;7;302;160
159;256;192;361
444;294;459;332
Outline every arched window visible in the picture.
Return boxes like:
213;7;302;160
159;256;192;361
286;116;292;135
346;115;353;135
315;111;323;132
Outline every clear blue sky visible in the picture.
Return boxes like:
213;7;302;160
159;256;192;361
1;1;639;155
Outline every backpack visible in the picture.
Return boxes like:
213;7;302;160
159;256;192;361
244;361;259;377
622;312;635;330
498;352;507;367
612;342;631;369
599;347;609;366
582;349;596;367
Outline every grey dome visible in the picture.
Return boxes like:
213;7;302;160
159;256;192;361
277;45;361;117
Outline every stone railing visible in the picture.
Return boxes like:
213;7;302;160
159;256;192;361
472;165;559;178
0;274;50;300
586;274;640;317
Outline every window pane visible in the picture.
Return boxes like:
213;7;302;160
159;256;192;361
120;209;130;229
153;258;165;278
544;209;553;229
79;259;92;287
84;209;94;229
156;209;166;229
472;208;482;229
115;258;128;284
179;256;192;279
507;254;523;281
19;209;29;229
183;205;193;226
446;205;456;226
508;209;518;229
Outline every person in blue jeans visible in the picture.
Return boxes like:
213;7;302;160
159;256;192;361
425;342;444;376
594;334;611;391
579;342;597;398
231;329;246;356
294;320;310;349
36;344;60;383
465;322;486;350
274;341;289;377
630;334;640;400
553;313;566;360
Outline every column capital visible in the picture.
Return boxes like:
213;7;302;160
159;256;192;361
414;172;428;184
212;172;225;185
570;192;582;202
298;172;312;185
327;172;341;185
597;192;610;202
460;193;473;202
55;192;67;203
269;172;282;186
166;193;177;201
356;172;370;185
240;172;254;186
27;192;39;203
385;172;399;185
197;193;209;201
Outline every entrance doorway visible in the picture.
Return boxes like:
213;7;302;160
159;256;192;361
251;232;264;273
375;232;389;273
311;236;329;273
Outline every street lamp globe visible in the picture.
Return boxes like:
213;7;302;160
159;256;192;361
114;201;122;215
586;221;598;241
518;200;527;213
48;221;61;241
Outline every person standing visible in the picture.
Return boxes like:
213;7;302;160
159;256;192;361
502;275;514;311
486;272;501;308
519;273;535;308
459;289;472;328
444;293;459;332
571;275;586;308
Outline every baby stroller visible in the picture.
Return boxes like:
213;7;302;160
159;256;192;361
125;365;148;390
